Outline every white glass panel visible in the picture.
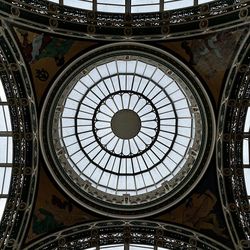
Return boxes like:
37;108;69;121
7;137;12;163
244;107;250;132
96;1;125;16
243;138;250;165
164;0;193;10
0;137;8;163
132;0;159;4
64;0;92;9
132;5;159;13
199;0;215;3
131;0;160;13
244;168;250;195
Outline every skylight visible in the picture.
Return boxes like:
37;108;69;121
58;59;197;196
0;78;12;222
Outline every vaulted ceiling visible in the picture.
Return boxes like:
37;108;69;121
0;1;249;249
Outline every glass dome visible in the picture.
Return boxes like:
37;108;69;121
58;58;197;196
40;43;215;216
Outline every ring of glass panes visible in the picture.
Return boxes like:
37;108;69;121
41;43;215;216
85;91;160;157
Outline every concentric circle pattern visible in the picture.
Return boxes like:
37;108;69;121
93;91;160;157
58;58;197;196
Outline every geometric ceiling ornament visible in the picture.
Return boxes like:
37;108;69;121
40;43;215;218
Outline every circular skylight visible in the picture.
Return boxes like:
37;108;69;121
40;43;215;216
58;58;196;197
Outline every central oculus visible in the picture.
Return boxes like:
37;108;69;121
111;109;141;139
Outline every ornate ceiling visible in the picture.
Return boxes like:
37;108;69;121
0;0;249;249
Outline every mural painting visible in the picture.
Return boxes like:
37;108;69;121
158;189;226;238
158;28;248;105
14;28;97;104
26;165;98;243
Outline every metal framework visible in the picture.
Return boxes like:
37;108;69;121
0;23;38;250
0;0;248;40
0;1;248;249
24;220;231;250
